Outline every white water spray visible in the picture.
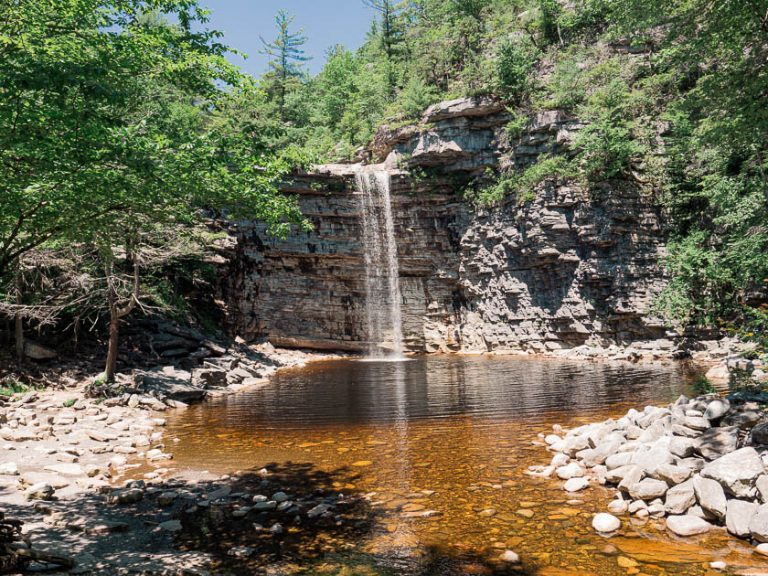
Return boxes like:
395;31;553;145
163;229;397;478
356;168;404;358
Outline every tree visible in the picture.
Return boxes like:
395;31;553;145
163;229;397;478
363;0;404;96
0;0;306;381
260;10;311;119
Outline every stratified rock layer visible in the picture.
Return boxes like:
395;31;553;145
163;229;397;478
223;98;670;354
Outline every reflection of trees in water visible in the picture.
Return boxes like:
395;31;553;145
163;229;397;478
173;357;694;430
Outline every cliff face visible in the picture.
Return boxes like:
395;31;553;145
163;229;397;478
223;98;673;355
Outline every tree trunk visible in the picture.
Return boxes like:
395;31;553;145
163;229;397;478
104;285;120;383
103;249;140;383
14;267;23;366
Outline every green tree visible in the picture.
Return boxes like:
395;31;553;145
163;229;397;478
260;10;311;119
363;0;405;96
0;0;305;381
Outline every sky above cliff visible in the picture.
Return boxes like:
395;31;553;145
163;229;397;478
200;1;373;77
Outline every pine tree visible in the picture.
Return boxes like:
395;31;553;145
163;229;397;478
363;0;403;97
260;10;310;118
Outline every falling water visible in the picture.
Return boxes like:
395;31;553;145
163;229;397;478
355;168;405;358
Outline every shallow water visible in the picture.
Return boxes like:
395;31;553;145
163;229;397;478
162;356;767;575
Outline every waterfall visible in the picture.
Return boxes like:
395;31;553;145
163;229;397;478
356;168;405;358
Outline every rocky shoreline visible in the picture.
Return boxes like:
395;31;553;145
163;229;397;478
531;365;768;569
0;344;339;574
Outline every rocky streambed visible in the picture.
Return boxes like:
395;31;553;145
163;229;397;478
0;344;337;574
534;388;768;565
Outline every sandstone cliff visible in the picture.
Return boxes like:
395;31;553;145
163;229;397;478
222;97;679;357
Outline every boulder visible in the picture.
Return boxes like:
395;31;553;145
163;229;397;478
629;478;669;501
666;515;712;536
669;437;696;459
704;399;730;421
693;476;727;521
757;475;768;503
422;96;506;123
655;464;692;486
617;466;645;493
665;480;696;515
695;426;739;460
749;504;768;542
726;499;759;538
701;447;763;498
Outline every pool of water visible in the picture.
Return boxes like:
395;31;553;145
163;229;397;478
161;356;766;575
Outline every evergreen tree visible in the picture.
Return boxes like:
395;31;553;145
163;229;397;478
260;10;311;118
363;0;403;96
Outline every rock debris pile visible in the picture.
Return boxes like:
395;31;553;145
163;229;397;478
532;393;768;551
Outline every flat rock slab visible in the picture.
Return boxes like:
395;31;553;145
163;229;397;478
701;447;763;498
43;464;84;477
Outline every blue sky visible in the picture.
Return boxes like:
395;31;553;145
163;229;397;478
199;1;375;77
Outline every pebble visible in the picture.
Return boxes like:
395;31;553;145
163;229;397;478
499;550;520;564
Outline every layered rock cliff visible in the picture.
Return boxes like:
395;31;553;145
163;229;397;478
222;97;677;356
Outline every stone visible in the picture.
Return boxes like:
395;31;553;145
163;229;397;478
665;480;696;515
157;491;178;506
756;543;768;557
725;499;758;538
693;476;727;521
655;464;692;486
617;466;645;494
666;515;711;536
669;437;696;459
499;550;520;564
605;453;633;470
750;504;768;542
592;513;621;533
607;499;629;515
696;426;739;460
556;462;585;480
629;478;668;501
704;399;730;420
108;488;144;505
701;447;763;498
606;464;640;485
25;483;55;501
0;462;19;475
757;475;768;503
563;477;589;492
752;422;768;446
158;520;182;532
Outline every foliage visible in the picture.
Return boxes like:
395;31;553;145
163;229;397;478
260;10;311;117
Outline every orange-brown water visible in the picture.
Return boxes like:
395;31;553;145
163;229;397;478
161;356;768;575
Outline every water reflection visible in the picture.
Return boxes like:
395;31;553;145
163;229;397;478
197;355;696;429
